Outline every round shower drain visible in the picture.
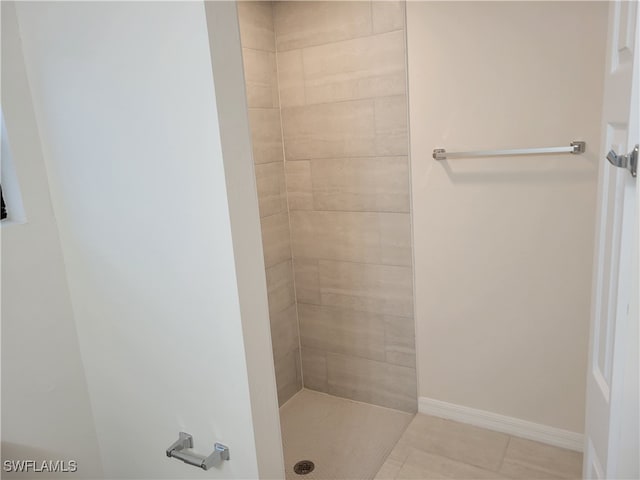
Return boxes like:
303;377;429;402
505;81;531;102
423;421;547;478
293;460;315;475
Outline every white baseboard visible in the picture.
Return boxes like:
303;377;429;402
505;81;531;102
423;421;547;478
418;396;584;452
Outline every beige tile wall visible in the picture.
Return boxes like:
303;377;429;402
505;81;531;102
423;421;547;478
238;0;416;412
238;1;302;406
274;1;417;412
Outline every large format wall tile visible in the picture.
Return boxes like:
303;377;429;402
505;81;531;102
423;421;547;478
276;49;306;107
248;108;285;165
275;348;302;404
384;315;416;368
282;99;375;160
276;22;406;107
242;0;416;411
301;347;327;392
242;48;279;109
286;157;410;213
373;96;409;155
239;2;301;407
302;30;406;104
274;1;372;51
281;96;408;160
290;210;412;266
261;212;292;270
319;260;414;317
310;156;410;213
270;304;299;362
237;1;276;52
299;304;415;368
274;0;415;413
255;161;287;218
299;303;387;362
326;353;417;412
372;1;406;34
284;160;313;210
293;257;321;305
265;260;296;315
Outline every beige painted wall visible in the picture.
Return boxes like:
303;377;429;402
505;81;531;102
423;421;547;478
275;1;417;413
407;1;608;432
237;1;302;406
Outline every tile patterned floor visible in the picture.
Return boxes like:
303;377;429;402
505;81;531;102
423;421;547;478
280;389;583;480
375;414;583;480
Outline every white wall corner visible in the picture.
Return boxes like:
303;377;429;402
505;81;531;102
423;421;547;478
418;397;584;452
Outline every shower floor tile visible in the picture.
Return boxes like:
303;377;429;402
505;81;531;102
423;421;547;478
280;389;414;480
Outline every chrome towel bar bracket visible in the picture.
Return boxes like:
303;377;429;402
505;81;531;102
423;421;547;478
433;141;586;160
606;144;638;177
166;432;229;470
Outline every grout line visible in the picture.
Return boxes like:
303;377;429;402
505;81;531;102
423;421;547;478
302;343;416;373
497;436;512;473
242;45;277;55
282;152;409;161
280;92;407;110
271;0;305;392
369;0;374;37
397;414;516;476
393;446;412;480
395;428;515;479
399;0;421;418
276;28;405;54
247;106;285;111
259;210;288;221
288;204;411;218
288;207;411;215
278;386;306;411
291;254;413;270
266;256;292;267
285;155;409;161
321;347;329;395
253;159;286;167
298;34;308;108
298;388;415;416
296;300;414;321
259;209;290;221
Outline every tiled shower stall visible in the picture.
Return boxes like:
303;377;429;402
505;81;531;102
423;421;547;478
237;0;417;412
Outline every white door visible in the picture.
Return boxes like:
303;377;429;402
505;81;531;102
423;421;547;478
583;1;639;479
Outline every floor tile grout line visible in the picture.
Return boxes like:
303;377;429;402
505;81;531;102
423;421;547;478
390;443;412;480
402;447;509;478
497;435;512;473
392;415;516;477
